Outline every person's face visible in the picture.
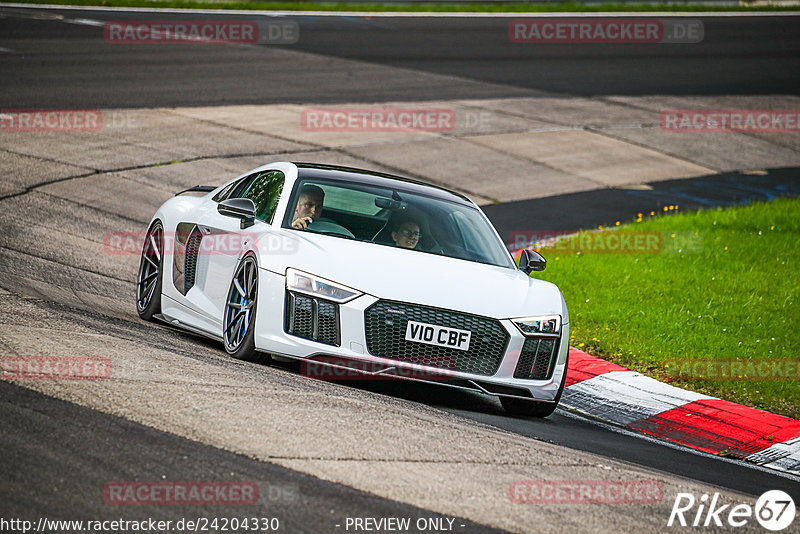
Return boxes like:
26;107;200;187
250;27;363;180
392;222;420;249
295;193;322;220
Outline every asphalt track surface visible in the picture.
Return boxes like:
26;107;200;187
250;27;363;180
344;377;800;499
483;167;800;241
0;9;799;107
2;6;800;533
0;379;501;533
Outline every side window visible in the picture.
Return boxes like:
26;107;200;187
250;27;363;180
238;170;286;223
229;174;258;200
212;177;246;202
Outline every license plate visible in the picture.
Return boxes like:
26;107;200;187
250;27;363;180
404;320;471;351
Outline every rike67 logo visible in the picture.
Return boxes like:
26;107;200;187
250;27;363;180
668;490;795;531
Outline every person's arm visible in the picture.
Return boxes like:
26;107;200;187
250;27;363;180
292;216;313;230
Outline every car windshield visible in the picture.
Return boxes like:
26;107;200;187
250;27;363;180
283;178;516;269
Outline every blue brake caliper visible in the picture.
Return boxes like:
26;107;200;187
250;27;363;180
239;293;248;337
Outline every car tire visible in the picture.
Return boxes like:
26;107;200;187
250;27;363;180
136;221;164;321
223;254;271;364
500;352;569;418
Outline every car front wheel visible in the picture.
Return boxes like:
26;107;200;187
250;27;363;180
500;352;569;418
136;221;163;321
223;254;270;364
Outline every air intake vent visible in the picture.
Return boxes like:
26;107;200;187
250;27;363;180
184;227;203;294
285;292;340;347
514;337;560;380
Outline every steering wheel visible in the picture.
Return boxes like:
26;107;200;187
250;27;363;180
306;218;355;239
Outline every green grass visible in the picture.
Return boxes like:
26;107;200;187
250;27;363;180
5;0;799;13
533;198;800;419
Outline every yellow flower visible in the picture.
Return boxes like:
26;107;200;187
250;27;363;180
578;343;585;348
615;221;620;226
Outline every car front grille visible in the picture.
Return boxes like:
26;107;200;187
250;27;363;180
513;337;560;380
285;292;340;346
364;300;509;376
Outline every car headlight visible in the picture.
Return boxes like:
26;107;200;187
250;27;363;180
512;315;561;337
286;268;363;304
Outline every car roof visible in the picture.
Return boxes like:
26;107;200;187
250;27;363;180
294;163;474;207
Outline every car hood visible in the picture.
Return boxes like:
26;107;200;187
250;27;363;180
257;229;566;320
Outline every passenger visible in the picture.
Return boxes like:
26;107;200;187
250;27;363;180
391;217;421;249
291;184;324;230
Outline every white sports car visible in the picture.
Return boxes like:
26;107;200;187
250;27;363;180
137;162;569;417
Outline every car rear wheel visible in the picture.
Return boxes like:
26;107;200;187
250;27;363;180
223;254;270;364
500;352;569;417
136;221;163;320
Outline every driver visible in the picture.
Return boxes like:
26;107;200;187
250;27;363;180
291;184;324;230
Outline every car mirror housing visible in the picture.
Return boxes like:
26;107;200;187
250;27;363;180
218;198;256;229
519;248;546;274
374;197;407;210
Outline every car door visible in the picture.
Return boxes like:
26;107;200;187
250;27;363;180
187;169;286;324
164;179;247;332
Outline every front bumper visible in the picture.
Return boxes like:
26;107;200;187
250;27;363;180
254;269;569;402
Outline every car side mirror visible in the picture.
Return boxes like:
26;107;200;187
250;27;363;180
519;248;546;274
218;198;256;229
